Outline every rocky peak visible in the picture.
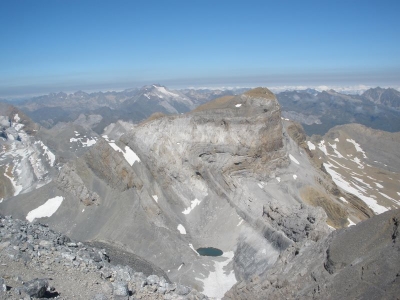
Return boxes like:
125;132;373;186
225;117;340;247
362;87;400;109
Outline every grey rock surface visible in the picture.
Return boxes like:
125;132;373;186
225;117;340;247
112;281;128;296
224;208;400;300
0;214;206;299
21;278;49;298
3;87;393;298
0;88;339;297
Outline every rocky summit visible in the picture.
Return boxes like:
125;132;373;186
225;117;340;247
0;214;207;299
1;87;400;299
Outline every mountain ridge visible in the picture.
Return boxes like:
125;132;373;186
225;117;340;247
1;87;399;298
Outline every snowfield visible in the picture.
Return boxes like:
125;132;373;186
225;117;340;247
195;251;237;299
26;196;64;222
323;162;388;214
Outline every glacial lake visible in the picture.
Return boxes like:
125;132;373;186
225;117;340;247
196;247;223;256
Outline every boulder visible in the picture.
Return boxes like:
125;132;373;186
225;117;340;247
21;278;48;298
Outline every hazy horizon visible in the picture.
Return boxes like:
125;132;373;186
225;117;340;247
1;0;399;99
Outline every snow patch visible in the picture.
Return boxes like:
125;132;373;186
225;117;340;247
307;141;316;150
374;182;384;189
182;198;201;214
152;195;158;203
4;164;22;196
122;146;140;165
82;138;96;147
153;85;179;98
237;219;244;227
108;143;140;166
346;139;367;158
353;177;372;189
333;149;344;158
339;197;348;203
36;141;55;166
378;192;400;205
14;123;24;131
327;224;335;230
177;224;186;234
195;251;236;299
351;157;364;169
276;177;281;183
318;140;328;155
70;136;97;147
347;218;356;226
328;158;351;170
289;154;300;165
323;162;388;214
26;196;64;222
293;174;297;180
189;244;200;256
235;104;242;108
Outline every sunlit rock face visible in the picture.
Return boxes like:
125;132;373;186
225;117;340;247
118;88;330;292
1;88;349;298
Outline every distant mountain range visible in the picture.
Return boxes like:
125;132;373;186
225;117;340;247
2;85;399;137
1;88;399;298
277;87;400;135
8;84;243;133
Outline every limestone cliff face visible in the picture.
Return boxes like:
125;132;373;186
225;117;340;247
118;88;330;285
57;163;101;206
84;139;143;191
0;88;335;297
121;88;287;210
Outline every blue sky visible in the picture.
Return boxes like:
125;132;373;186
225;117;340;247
0;0;399;97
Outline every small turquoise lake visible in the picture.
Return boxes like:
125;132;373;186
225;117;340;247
196;247;223;256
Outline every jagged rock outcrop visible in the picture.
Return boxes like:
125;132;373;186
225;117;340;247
57;163;101;206
84;139;143;191
0;214;207;299
224;208;400;300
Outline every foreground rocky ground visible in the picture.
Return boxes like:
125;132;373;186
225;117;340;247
0;215;207;300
